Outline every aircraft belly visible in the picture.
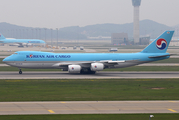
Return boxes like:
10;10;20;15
22;62;58;68
6;62;59;69
5;60;150;69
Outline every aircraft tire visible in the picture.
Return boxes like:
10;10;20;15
80;69;96;74
88;71;96;74
19;70;22;74
80;69;85;74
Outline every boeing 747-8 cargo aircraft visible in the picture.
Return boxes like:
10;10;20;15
3;31;174;74
0;33;45;47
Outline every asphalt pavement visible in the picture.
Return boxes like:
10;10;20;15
0;101;178;115
0;71;179;79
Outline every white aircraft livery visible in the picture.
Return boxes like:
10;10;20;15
3;31;174;74
0;33;45;47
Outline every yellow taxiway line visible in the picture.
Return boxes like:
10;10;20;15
48;110;55;113
168;109;177;112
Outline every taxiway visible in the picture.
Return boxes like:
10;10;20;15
0;101;178;115
0;71;179;79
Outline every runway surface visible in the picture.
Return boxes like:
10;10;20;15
0;56;8;58
0;101;178;115
0;71;179;79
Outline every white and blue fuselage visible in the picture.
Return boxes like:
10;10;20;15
3;51;170;68
3;31;174;74
0;33;45;47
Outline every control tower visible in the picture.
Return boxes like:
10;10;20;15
132;0;141;44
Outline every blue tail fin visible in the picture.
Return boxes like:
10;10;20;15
0;33;6;40
141;31;174;53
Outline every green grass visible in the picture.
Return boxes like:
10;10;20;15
0;58;4;64
0;79;179;101
1;66;179;71
0;114;179;120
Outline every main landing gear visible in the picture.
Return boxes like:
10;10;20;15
80;69;96;74
19;69;22;74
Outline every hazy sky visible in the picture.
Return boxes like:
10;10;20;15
0;0;178;29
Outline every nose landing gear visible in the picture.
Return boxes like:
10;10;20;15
19;69;22;74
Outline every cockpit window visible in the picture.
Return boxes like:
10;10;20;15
14;53;18;55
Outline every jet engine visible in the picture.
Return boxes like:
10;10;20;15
68;65;81;73
91;63;104;71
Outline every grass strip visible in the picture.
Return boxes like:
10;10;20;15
0;79;179;101
0;114;179;120
0;58;4;64
0;66;179;71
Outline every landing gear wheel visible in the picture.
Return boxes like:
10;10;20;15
80;69;85;74
80;69;96;74
87;68;96;74
19;70;22;74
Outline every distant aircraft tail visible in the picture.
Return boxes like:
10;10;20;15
141;31;174;53
0;33;6;40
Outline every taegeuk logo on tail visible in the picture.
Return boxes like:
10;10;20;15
156;38;167;50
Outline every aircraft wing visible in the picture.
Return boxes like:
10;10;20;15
16;42;29;46
52;60;127;68
8;42;24;46
99;60;125;63
53;61;92;67
16;43;23;46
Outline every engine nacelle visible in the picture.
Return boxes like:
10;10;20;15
68;65;81;73
91;63;104;71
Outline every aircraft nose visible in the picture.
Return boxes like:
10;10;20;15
3;58;8;63
3;56;11;63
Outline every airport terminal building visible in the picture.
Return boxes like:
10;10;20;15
111;33;128;45
111;33;150;45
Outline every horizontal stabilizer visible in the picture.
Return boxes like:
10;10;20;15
148;54;174;58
